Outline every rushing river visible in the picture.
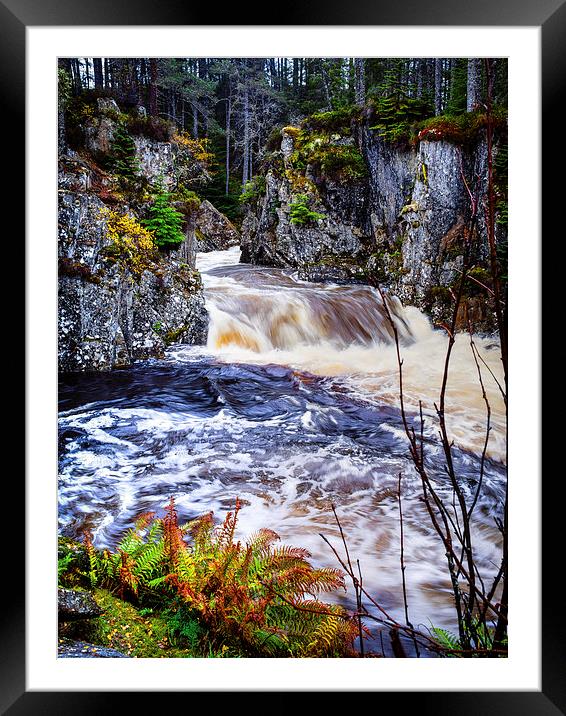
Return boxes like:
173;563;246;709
58;246;506;655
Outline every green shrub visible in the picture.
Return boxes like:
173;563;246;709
302;106;362;135
289;138;367;181
143;185;185;248
317;145;367;180
239;176;267;204
289;194;325;226
128;115;175;142
431;618;507;657
369;92;432;143
170;185;202;215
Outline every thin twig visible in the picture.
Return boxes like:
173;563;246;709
466;320;491;521
452;266;496;297
398;473;420;657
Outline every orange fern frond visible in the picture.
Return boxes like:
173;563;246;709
307;567;346;593
246;528;280;552
163;496;186;566
118;549;138;598
217;497;242;548
134;511;156;531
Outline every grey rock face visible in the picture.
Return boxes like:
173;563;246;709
58;168;208;373
81;110;211;192
242;123;500;326
58;589;102;621
363;130;417;240
240;141;371;275
378;134;493;314
194;199;241;251
96;97;120;115
84;116;117;160
133;135;176;188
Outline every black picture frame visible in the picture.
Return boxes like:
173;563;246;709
9;0;557;712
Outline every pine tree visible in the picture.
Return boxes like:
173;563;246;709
109;124;140;184
143;186;185;248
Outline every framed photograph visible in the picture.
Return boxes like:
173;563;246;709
9;0;557;711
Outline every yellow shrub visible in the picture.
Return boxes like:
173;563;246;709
282;126;301;138
284;169;316;195
172;132;215;166
101;208;157;277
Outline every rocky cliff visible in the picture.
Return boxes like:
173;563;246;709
241;114;506;329
58;98;220;372
240;128;371;283
58;156;208;372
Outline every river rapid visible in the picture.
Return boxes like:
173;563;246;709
59;246;506;654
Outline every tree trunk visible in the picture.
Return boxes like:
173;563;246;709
466;58;482;112
242;81;250;187
192;104;198;138
58;60;71;151
170;89;176;124
321;60;331;108
84;58;92;90
416;58;424;99
354;57;365;106
179;215;197;267
434;58;443;115
71;58;82;93
225;93;231;195
269;58;277;89
93;58;104;90
149;58;158;117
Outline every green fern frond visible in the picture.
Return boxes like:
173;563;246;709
250;627;290;655
58;552;74;583
175;547;197;585
305;615;342;655
147;575;169;589
431;626;460;652
147;519;164;542
116;530;143;555
133;540;165;582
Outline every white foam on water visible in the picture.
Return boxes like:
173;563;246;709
193;249;506;463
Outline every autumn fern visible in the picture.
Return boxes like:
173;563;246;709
81;496;358;657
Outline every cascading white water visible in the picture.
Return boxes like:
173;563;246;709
197;247;506;462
